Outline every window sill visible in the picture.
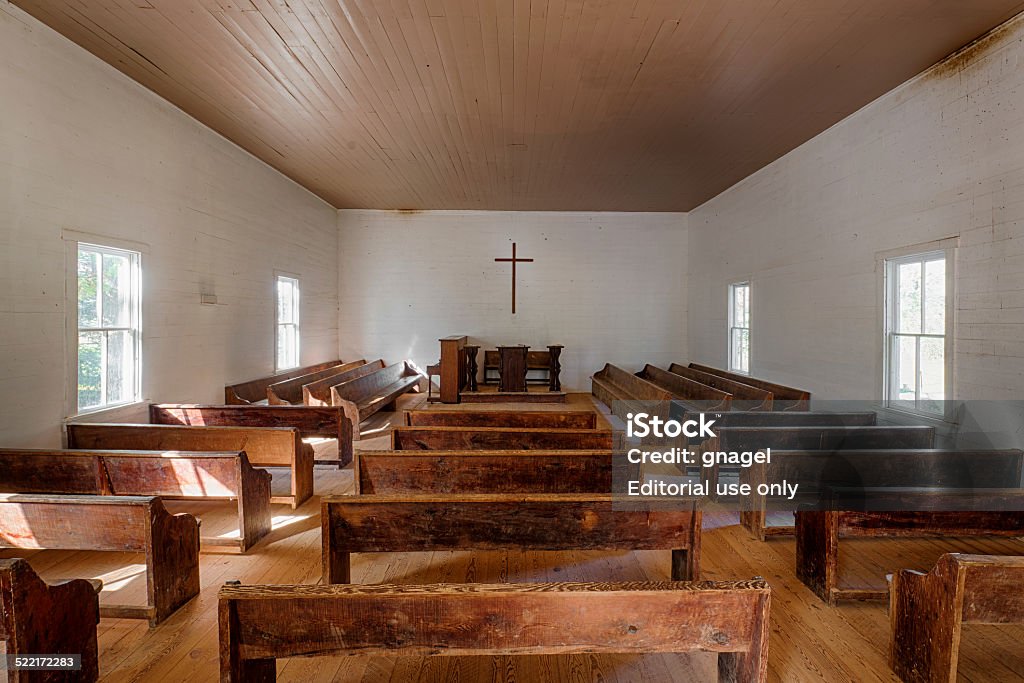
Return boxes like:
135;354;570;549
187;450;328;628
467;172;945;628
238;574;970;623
66;400;150;423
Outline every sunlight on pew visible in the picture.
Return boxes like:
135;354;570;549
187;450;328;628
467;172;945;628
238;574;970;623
95;564;146;592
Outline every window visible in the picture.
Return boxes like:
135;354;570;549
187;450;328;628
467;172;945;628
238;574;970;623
76;243;141;412
729;282;751;374
276;275;300;370
884;251;951;416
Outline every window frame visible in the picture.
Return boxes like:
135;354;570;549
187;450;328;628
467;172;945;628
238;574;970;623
275;273;301;371
728;281;751;375
65;235;144;417
881;243;956;421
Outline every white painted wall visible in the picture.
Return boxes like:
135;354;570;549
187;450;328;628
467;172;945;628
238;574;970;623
688;15;1024;401
0;3;339;447
337;210;688;390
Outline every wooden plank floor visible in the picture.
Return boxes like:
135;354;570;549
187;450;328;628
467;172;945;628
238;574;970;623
3;395;1023;681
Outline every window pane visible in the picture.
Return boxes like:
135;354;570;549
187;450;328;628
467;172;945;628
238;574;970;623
731;328;749;373
78;249;99;328
919;336;945;412
78;331;103;410
278;279;295;324
105;330;134;405
924;258;946;335
892;334;918;408
897;261;922;333
101;252;131;327
277;325;297;370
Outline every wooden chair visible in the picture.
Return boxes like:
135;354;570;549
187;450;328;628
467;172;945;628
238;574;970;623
0;558;101;682
224;360;342;404
266;359;366;405
687;363;810;411
149;403;353;467
219;579;771;682
0;447;273;552
403;409;598;429
796;487;1024;605
355;449;612;495
321;493;701;584
67;422;313;509
390;426;617;450
302;359;383;406
0;494;200;626
890;553;1024;683
330;361;424;440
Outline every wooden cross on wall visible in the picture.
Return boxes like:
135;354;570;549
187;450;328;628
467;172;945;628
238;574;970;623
494;242;533;314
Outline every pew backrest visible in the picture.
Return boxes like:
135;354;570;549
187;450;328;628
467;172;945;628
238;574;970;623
390;426;617;451
303;359;384;406
716;425;935;452
331;361;422;406
403;410;598;429
688;363;810;410
267;360;366;405
637;365;732;410
225;360;343;404
667;363;772;410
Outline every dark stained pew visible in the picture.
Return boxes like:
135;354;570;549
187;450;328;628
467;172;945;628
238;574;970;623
890;553;1024;683
355;449;612;494
321;494;702;584
0;494;200;625
224;360;343;404
302;359;384;406
591;363;674;420
796;488;1024;605
688;363;811;411
637;364;733;413
149;403;353;467
219;579;771;683
266;359;366;405
67;422;313;509
739;449;1023;540
0;558;101;682
700;411;877;428
667;363;773;411
702;425;936;494
330;361;425;440
390;426;617;451
403;409;598;429
0;447;272;552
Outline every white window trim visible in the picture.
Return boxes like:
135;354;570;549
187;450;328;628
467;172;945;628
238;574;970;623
63;230;147;419
728;281;751;375
275;272;301;371
876;237;958;423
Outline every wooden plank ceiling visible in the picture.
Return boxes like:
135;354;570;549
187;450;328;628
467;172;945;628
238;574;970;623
14;0;1024;211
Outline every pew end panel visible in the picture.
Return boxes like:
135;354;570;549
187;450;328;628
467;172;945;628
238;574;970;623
147;499;202;626
0;558;101;683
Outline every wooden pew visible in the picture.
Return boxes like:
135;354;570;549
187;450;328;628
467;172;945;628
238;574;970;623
0;494;200;626
637;364;733;413
0;447;272;552
796;488;1024;605
688;363;811;411
331;361;424;440
149;403;353;467
266;359;366;405
355;449;612;494
321;494;702;583
591;363;674;421
0;558;101;682
224;360;342;404
890;553;1024;683
667;363;773;411
702;425;935;494
700;411;877;428
739;448;1023;540
67;422;313;509
219;579;771;683
302;359;384;406
403;409;598;429
391;426;617;451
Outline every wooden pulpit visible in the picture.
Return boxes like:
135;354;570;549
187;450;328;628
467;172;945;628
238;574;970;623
497;345;529;392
